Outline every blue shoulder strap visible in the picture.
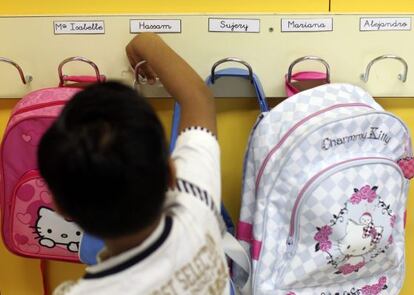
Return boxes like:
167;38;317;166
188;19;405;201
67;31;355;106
79;233;105;265
169;67;268;150
169;102;181;152
206;67;269;113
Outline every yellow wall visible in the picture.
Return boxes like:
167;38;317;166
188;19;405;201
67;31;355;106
331;0;414;12
1;1;414;294
0;0;327;14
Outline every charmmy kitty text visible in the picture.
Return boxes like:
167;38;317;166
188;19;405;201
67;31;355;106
322;127;391;150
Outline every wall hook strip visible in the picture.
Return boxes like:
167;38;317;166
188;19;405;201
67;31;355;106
211;57;254;84
361;54;408;83
0;57;32;84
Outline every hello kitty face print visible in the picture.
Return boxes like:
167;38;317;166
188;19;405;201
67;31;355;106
10;173;82;261
34;207;82;252
314;185;395;275
337;218;383;268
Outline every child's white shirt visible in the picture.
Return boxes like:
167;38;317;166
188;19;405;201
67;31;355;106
54;128;230;295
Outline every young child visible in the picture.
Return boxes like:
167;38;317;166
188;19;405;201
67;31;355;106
38;33;229;294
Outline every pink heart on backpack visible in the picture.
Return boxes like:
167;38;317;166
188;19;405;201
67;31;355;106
22;134;32;143
17;184;35;202
398;157;414;179
16;213;31;224
15;233;29;245
40;191;52;204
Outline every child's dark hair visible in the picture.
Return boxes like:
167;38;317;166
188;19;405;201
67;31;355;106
38;81;170;238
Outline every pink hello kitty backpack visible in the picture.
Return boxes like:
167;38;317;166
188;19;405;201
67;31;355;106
234;83;413;294
0;57;105;262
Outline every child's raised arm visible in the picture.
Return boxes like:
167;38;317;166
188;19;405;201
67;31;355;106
126;33;216;135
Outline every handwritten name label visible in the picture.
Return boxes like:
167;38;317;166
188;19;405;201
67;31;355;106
281;18;333;32
360;17;411;31
130;19;181;33
54;21;105;34
209;18;260;33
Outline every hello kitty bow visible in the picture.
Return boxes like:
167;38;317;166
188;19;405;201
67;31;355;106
362;223;382;245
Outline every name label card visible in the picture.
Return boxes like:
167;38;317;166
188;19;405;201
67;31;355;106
209;18;260;33
130;19;181;33
360;17;411;31
54;21;105;35
281;18;333;32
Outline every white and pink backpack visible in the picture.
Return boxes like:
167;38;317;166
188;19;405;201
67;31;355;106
0;57;104;262
235;83;413;294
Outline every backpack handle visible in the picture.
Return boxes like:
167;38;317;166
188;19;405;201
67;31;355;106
286;56;330;84
207;58;269;113
58;56;105;87
211;57;253;84
0;57;33;84
285;71;329;97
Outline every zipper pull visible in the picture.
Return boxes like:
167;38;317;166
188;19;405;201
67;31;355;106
286;237;295;258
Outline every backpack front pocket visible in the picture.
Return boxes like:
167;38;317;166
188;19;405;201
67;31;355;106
9;170;82;261
275;157;406;289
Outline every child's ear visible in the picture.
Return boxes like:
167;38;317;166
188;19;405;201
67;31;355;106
167;158;177;189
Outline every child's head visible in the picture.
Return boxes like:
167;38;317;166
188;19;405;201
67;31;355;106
38;81;170;239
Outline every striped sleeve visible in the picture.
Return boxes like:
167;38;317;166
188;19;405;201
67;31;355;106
171;127;221;208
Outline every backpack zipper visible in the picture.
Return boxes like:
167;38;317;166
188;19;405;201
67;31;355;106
254;103;374;195
12;100;67;117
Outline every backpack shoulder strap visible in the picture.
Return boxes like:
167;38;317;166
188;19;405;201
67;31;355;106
223;232;252;295
206;67;269;113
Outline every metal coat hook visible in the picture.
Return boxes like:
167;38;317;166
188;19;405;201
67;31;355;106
58;56;104;86
0;57;32;84
133;60;160;88
361;55;408;83
211;57;254;84
287;56;331;83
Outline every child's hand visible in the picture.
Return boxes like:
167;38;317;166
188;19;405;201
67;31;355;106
125;32;216;134
133;61;158;85
126;34;158;85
